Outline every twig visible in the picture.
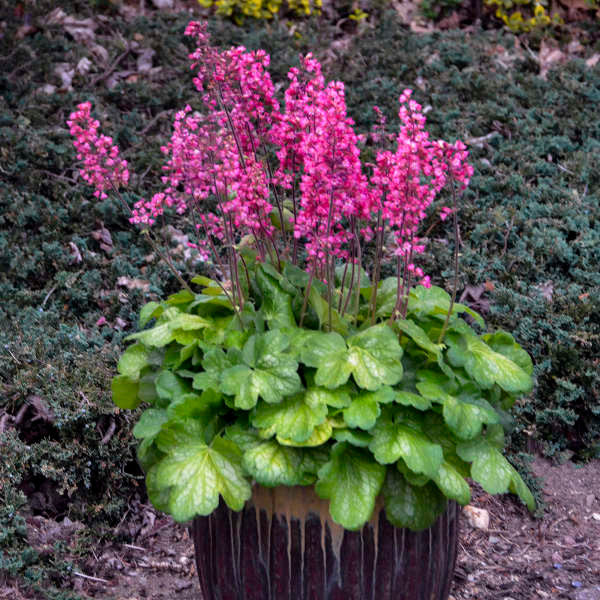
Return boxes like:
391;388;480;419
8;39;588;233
6;348;21;365
139;110;171;136
556;163;574;175
137;520;173;541
100;418;116;444
137;560;186;572
464;131;500;147
72;571;110;584
123;543;146;551
0;413;12;433
14;403;29;426
90;48;131;87
500;215;515;258
35;169;78;185
41;285;57;308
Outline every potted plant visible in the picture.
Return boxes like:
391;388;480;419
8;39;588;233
68;22;535;599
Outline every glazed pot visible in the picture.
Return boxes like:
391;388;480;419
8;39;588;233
190;485;458;600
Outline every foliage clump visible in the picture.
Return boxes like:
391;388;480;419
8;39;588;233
197;0;322;23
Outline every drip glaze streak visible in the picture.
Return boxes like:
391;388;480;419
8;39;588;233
191;486;458;600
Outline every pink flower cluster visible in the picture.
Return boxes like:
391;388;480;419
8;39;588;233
67;102;129;199
68;21;473;302
370;90;473;286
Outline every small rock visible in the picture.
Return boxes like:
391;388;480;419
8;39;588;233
585;494;595;509
173;578;193;592
591;513;600;521
463;505;489;530
151;0;174;7
489;536;500;544
574;587;600;600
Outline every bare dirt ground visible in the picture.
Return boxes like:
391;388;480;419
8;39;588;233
452;457;600;600
3;456;598;600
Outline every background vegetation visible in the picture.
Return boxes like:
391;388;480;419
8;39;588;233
1;2;599;596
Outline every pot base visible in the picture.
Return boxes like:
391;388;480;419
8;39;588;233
191;486;458;600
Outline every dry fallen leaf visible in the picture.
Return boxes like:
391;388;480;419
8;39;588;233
55;63;75;90
136;47;155;73
586;54;600;68
116;276;150;292
45;8;97;43
91;223;113;252
68;242;82;264
539;41;566;79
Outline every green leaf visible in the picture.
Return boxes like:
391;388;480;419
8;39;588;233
241;329;289;367
395;319;444;357
118;344;151;379
242;440;315;487
456;439;513;495
442;393;499;440
347;324;403;390
408;285;484;326
308;287;348;334
191;275;220;287
166;390;222;420
305;386;352;409
154;436;251;521
484;331;534;376
383;469;447;531
332;429;372;447
139;301;162;327
221;362;302;409
369;420;443;479
315;443;385;530
126;313;211;348
277;421;333;447
155;418;205;452
447;323;532;394
133;409;169;439
301;331;346;367
220;331;302;409
192;348;233;392
374;277;399;318
508;464;536;511
433;460;471;505
112;374;140;409
396;459;430;487
252;394;327;443
343;395;380;430
300;332;353;389
256;267;296;328
395;390;432;411
146;465;171;513
156;371;191;401
137;437;165;472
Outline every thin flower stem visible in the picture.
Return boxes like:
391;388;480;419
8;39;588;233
327;255;333;332
299;264;315;328
109;183;192;293
438;174;460;344
341;251;356;318
353;221;363;321
338;260;349;313
369;209;384;325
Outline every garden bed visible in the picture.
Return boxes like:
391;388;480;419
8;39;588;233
1;1;599;597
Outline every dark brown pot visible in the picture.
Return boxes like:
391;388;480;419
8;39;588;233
190;486;458;600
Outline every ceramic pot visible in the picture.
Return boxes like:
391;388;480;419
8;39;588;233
190;485;458;600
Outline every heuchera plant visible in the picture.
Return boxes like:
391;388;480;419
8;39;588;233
68;22;535;532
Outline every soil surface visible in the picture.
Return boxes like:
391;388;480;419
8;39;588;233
3;456;598;599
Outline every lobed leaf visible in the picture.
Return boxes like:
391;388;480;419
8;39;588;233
315;443;386;530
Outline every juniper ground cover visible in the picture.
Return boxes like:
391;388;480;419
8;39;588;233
1;4;599;596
